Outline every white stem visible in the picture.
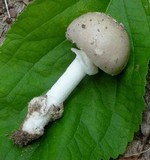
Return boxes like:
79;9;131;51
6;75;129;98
46;57;86;105
20;49;98;137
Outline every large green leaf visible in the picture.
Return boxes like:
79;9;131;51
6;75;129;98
0;0;150;159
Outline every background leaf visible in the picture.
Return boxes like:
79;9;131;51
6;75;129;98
0;0;150;159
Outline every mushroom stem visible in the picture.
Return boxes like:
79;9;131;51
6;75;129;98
46;48;99;105
12;49;98;146
46;57;86;105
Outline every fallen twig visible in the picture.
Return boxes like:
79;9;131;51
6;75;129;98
4;0;10;18
124;147;150;158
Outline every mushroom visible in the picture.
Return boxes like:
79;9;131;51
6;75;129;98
12;12;130;146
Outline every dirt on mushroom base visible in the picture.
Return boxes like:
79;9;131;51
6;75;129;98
0;1;150;159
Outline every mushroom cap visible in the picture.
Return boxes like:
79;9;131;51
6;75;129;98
66;12;130;75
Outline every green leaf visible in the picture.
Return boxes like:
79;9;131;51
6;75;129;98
0;0;149;159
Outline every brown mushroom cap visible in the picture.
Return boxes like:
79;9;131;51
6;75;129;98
66;12;130;76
